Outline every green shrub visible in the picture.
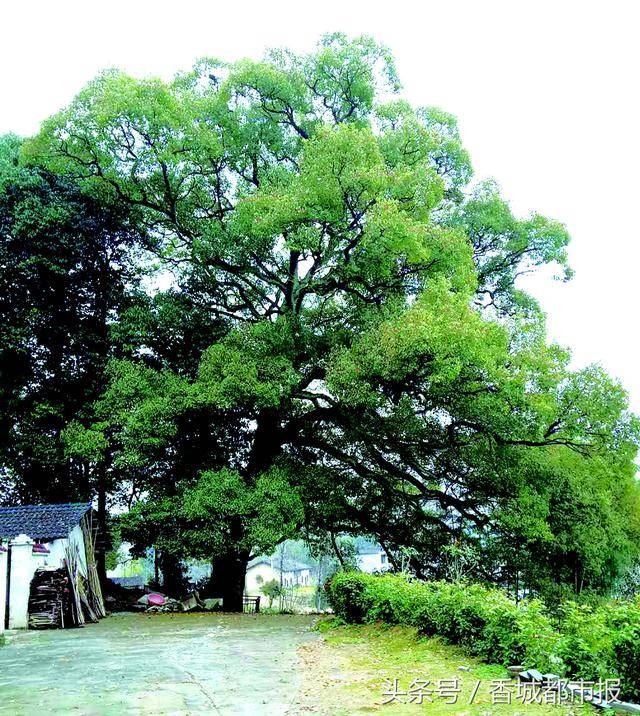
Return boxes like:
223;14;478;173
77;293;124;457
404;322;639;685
554;602;612;680
479;597;559;672
602;598;640;700
613;624;640;701
553;597;640;699
417;582;505;653
327;572;640;700
324;571;371;623
327;572;556;669
365;574;435;625
260;578;283;608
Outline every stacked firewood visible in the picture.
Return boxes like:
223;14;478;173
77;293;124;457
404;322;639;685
27;567;69;629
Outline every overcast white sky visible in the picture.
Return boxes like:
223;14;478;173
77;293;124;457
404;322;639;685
2;0;639;410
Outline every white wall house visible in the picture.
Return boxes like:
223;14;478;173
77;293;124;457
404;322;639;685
0;503;92;629
356;545;391;573
281;561;312;587
244;556;314;599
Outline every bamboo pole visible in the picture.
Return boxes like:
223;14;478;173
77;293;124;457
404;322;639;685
81;513;106;618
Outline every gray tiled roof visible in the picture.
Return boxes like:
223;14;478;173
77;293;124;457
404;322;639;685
247;556;272;569
248;556;311;573
357;542;384;555
0;502;91;540
281;560;312;573
109;576;146;588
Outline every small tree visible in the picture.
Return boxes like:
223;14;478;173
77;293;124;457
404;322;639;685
260;579;283;608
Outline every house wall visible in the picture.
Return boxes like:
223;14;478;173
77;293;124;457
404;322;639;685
0;542;7;633
357;551;390;573
45;536;68;571
8;535;48;629
5;529;87;629
281;568;312;587
246;562;317;597
245;562;279;597
46;526;87;577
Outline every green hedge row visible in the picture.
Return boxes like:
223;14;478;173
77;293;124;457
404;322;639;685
326;572;640;701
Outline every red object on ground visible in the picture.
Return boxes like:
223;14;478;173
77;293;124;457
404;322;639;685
147;593;166;606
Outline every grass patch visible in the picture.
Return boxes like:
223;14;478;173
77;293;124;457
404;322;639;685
299;620;594;714
326;572;640;700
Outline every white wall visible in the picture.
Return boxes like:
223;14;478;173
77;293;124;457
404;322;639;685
357;551;390;574
245;562;279;597
47;526;87;577
8;535;48;629
4;530;86;629
0;543;7;633
282;568;312;587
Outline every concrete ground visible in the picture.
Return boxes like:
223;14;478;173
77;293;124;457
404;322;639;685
0;613;319;715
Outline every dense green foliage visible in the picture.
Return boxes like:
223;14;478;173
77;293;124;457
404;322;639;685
327;571;640;700
1;34;638;604
0;135;142;505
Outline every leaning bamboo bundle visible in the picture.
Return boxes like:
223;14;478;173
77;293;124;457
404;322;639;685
64;543;85;626
77;571;98;623
81;513;106;618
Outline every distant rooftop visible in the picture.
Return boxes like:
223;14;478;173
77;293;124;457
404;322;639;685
357;543;385;555
248;556;312;573
0;502;91;540
109;576;146;588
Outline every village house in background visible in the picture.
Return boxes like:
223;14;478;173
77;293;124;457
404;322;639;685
356;544;391;573
244;556;313;599
106;544;153;589
244;543;391;600
0;503;104;630
104;539;392;605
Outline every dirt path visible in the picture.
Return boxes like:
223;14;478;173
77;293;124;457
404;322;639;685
0;613;318;715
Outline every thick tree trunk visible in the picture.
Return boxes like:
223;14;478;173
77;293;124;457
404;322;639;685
201;410;278;612
205;551;250;612
159;551;186;596
200;409;278;612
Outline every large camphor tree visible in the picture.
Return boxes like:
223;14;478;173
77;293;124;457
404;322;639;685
25;34;640;608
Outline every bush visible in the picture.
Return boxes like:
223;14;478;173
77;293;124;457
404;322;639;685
603;598;640;700
613;624;640;701
260;578;283;607
479;597;559;672
554;602;612;680
327;572;640;700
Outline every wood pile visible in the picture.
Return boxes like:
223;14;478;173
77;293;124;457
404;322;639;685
27;567;69;629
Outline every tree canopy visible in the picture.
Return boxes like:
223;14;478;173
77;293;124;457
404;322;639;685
4;33;637;606
0;133;141;503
